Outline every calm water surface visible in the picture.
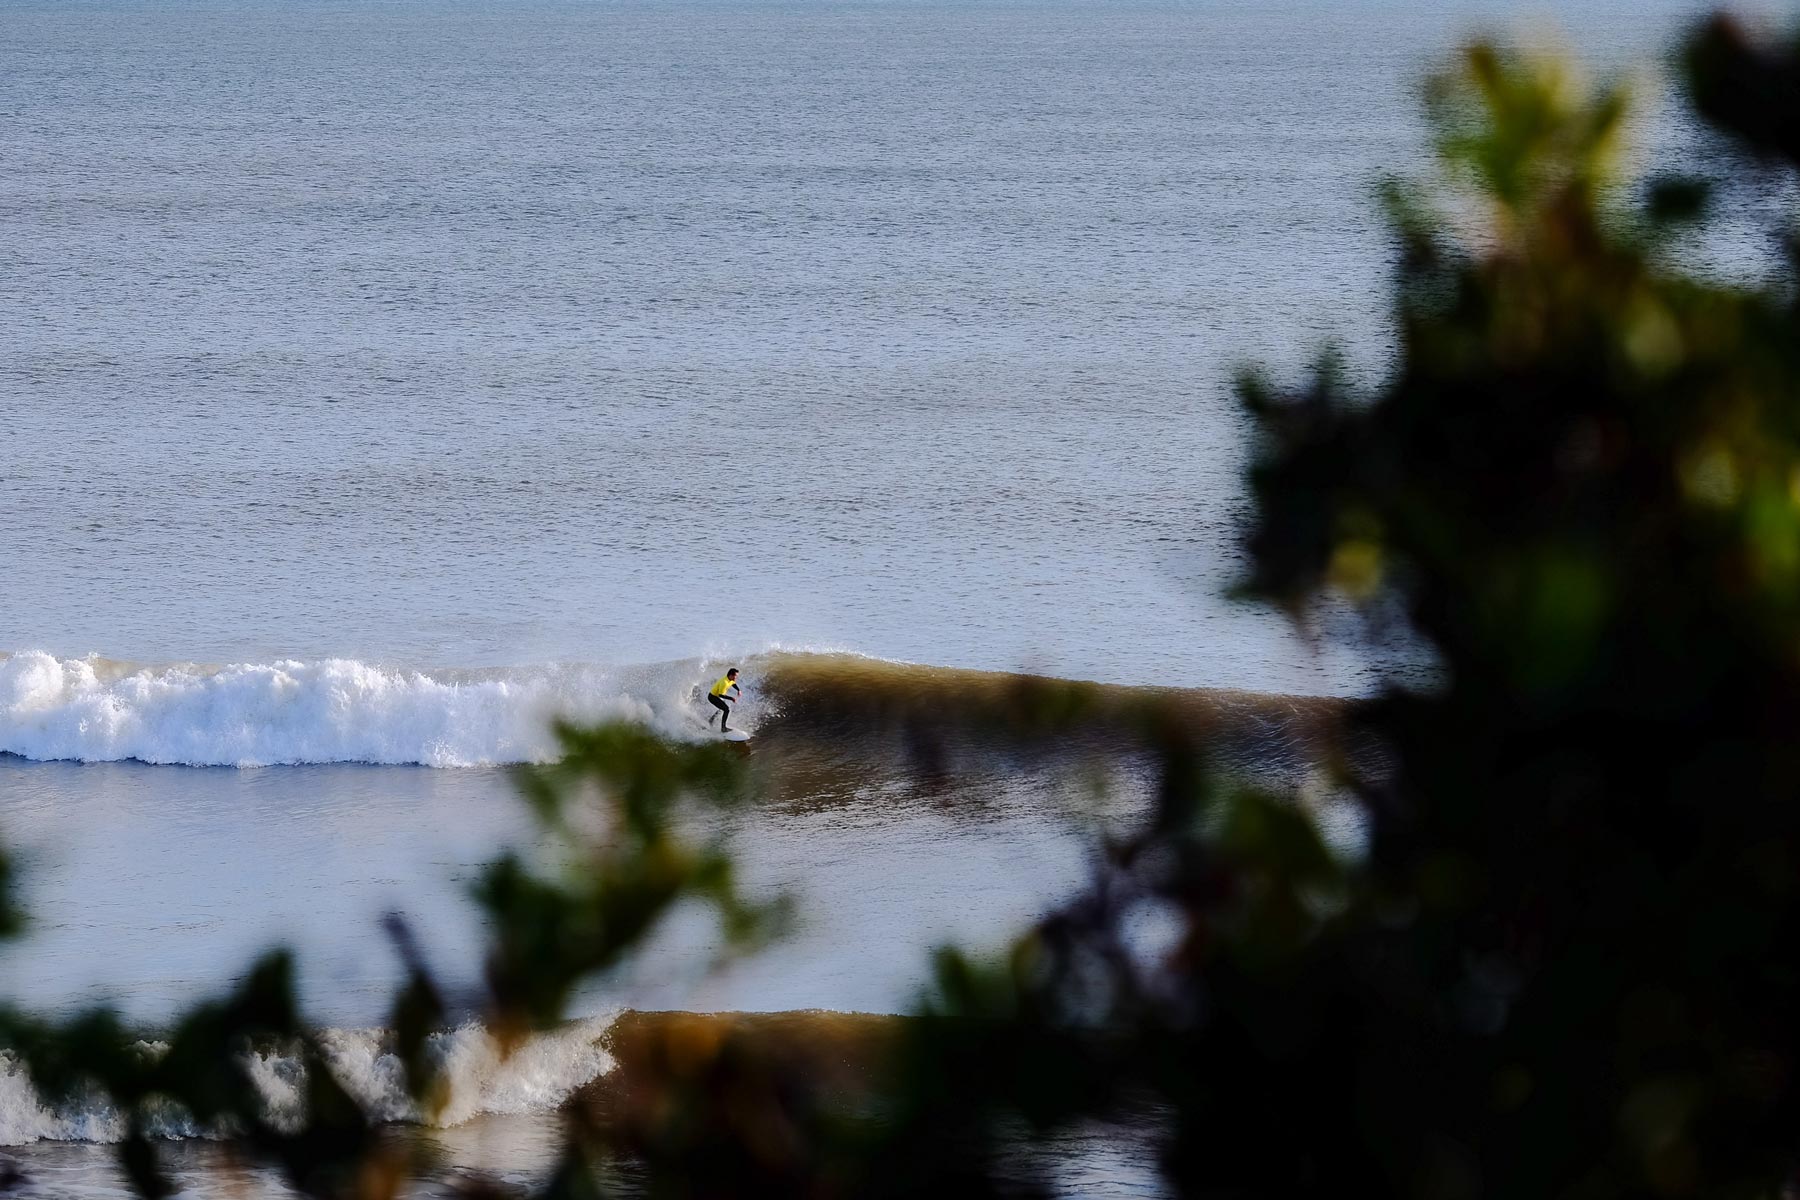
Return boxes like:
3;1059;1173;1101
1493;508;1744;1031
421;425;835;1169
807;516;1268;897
7;0;1774;688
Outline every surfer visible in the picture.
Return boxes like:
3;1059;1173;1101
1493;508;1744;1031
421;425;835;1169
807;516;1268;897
706;668;740;732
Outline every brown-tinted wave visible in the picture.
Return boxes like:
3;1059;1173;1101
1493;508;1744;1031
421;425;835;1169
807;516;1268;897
745;652;1345;779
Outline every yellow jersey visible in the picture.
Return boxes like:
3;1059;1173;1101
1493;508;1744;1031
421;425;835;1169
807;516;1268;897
709;675;737;698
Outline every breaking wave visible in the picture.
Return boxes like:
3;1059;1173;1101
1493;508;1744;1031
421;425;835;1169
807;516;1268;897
0;650;763;768
0;1016;615;1146
0;648;1342;770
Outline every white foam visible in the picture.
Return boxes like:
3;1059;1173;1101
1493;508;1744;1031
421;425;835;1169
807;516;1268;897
0;1017;616;1146
0;651;762;767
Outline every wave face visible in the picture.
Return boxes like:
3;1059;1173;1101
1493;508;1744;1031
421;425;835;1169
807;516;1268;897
0;1017;615;1146
0;648;1340;770
0;651;756;767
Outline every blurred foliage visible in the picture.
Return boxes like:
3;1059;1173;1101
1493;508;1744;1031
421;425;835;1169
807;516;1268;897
474;722;788;1040
0;724;785;1197
1231;25;1800;1199
7;12;1800;1200
0;845;21;945
0;954;384;1200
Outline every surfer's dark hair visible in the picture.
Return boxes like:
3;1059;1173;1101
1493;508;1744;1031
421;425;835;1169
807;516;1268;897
727;667;738;675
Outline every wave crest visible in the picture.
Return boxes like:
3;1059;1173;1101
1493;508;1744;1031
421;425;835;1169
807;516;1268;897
0;1017;615;1146
0;652;729;767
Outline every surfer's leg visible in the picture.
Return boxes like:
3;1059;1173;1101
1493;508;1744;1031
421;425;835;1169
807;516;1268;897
708;694;729;727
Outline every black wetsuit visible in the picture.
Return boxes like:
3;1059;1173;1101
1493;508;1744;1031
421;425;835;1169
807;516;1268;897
708;692;732;730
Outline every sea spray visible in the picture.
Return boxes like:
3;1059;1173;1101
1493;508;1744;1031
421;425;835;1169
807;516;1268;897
0;652;729;767
0;1017;616;1146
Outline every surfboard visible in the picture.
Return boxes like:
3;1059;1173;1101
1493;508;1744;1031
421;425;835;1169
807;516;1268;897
723;729;751;743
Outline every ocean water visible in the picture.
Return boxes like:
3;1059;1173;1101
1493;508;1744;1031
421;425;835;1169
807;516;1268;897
10;0;1781;689
0;0;1786;1191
